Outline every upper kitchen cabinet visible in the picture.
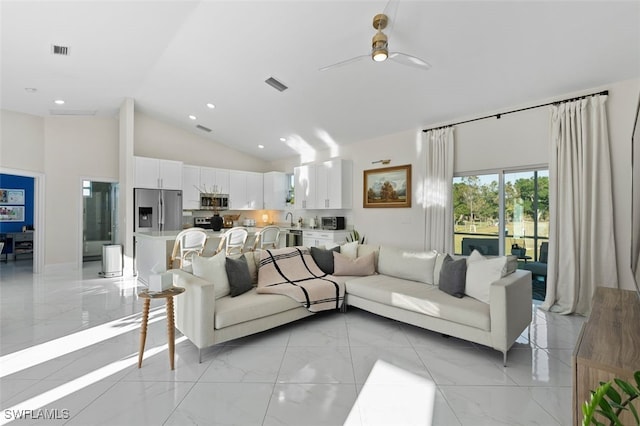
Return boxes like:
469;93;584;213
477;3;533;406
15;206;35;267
229;170;263;210
294;164;316;209
316;159;352;209
134;156;183;190
201;167;230;194
263;171;287;210
182;165;201;210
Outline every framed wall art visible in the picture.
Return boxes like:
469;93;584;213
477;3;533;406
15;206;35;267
363;164;411;208
0;189;25;205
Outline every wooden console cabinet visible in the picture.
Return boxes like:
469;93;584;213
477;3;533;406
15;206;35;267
573;287;640;425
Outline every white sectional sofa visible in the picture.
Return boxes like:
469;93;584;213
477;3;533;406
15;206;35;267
172;244;532;365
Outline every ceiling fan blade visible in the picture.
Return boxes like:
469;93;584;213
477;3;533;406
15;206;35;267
319;54;369;71
388;52;431;71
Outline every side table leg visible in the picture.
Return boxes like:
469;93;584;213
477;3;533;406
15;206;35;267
167;296;176;370
138;298;150;368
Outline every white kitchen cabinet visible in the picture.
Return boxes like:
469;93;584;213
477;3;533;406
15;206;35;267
229;170;263;210
182;165;201;210
201;167;230;194
134;156;183;190
294;164;316;209
316;159;353;209
302;230;348;248
263;171;287;210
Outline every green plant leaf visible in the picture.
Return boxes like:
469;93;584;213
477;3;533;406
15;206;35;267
629;401;639;424
615;378;639;398
606;385;622;405
635;371;640;389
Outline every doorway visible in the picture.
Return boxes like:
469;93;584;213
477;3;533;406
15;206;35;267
82;180;119;262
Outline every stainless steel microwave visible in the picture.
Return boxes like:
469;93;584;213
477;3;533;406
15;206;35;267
200;193;229;210
321;216;345;230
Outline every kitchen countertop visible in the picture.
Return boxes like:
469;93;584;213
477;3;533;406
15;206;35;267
133;226;349;241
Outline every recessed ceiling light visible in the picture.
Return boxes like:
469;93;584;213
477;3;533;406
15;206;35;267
258;144;265;149
25;88;37;93
279;137;286;142
188;115;196;120
54;99;65;105
206;103;215;109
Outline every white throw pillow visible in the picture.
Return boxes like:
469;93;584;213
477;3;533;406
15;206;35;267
341;241;359;259
433;252;447;285
333;251;376;276
466;249;485;265
465;255;508;304
191;251;230;299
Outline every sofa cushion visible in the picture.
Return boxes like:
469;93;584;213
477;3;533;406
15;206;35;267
310;246;340;274
333;251;376;276
377;246;438;284
357;244;380;271
465;252;509;304
225;255;253;297
346;275;490;330
438;255;466;298
214;288;303;329
192;251;230;299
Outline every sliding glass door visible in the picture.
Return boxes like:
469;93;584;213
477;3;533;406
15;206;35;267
453;168;548;258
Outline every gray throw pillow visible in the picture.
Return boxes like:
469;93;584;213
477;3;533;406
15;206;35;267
225;255;253;297
310;246;340;274
438;254;466;298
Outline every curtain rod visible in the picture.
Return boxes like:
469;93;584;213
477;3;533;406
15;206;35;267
422;90;609;133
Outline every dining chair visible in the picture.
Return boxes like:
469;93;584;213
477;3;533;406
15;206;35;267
216;227;249;256
253;225;280;250
170;228;208;269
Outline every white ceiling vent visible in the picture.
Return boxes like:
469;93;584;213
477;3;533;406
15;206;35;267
49;109;96;116
51;44;70;56
265;77;288;92
196;124;212;132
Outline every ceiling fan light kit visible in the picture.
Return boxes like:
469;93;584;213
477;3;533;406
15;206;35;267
319;8;430;72
371;13;389;62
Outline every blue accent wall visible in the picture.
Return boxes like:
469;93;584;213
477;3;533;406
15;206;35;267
0;174;34;233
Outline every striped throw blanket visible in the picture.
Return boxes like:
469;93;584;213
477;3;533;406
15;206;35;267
257;246;344;312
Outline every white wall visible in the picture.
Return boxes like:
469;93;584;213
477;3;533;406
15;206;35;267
270;78;640;291
134;112;269;172
43;116;120;267
0;110;45;172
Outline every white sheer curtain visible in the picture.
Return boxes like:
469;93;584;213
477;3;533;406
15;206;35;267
542;95;618;315
423;127;454;253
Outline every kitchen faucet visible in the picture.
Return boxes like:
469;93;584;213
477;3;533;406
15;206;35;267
285;212;293;226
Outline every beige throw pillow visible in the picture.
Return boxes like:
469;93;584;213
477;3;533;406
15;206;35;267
333;251;376;276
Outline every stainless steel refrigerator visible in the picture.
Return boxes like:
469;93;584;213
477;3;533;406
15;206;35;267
134;188;183;232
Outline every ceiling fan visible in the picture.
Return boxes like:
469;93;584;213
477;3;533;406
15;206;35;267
319;4;431;72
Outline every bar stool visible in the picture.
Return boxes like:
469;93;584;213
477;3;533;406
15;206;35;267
216;227;248;255
253;225;280;250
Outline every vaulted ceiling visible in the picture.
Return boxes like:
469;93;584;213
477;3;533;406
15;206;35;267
2;1;639;161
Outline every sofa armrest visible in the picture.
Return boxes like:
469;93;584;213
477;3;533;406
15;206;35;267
489;269;532;352
171;269;216;349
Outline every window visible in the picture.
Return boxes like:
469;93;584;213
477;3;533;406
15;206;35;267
453;168;548;259
82;180;91;198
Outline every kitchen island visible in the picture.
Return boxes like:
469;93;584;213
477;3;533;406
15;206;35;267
133;228;260;284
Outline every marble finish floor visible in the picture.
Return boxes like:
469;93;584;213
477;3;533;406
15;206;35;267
0;260;585;425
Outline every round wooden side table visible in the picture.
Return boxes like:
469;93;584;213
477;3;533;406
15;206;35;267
137;286;185;370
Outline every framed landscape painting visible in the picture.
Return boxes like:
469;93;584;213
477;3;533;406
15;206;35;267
363;164;411;208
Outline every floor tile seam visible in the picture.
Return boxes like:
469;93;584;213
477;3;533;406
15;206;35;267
59;379;122;425
159;380;199;426
523;385;566;425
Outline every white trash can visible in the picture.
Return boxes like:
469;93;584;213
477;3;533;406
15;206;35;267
101;244;123;278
